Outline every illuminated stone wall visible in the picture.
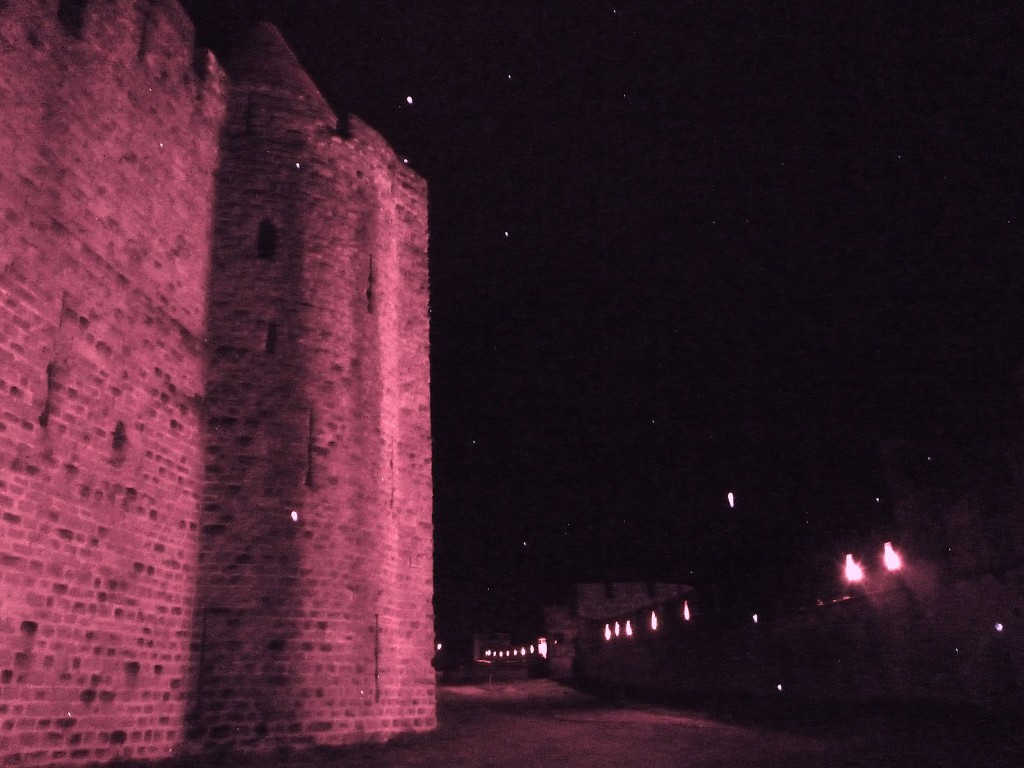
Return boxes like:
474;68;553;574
0;4;433;766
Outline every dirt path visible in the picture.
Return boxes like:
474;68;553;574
167;680;1023;767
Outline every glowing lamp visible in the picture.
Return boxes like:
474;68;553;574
752;613;758;624
650;611;658;631
625;620;633;637
883;542;902;572
538;638;548;658
844;554;864;582
521;647;526;656
682;600;691;621
604;624;612;641
529;644;535;654
485;650;491;657
436;643;442;651
727;492;735;508
995;623;1004;632
614;621;621;637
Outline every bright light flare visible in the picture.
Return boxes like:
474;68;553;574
844;553;864;582
625;620;633;637
682;600;691;621
614;621;621;637
650;611;658;631
604;624;612;641
538;638;548;658
883;541;902;571
727;492;735;508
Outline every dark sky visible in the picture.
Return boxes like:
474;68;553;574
183;1;1024;638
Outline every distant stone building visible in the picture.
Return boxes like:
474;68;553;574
0;3;433;765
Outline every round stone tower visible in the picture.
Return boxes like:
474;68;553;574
192;23;434;753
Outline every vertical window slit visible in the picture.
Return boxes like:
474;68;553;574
256;218;277;261
137;6;151;59
366;256;375;313
304;411;315;488
265;322;277;355
39;362;56;428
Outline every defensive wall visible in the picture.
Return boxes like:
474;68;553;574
0;2;433;765
575;568;1024;709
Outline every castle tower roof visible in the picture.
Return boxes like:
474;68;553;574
228;22;335;122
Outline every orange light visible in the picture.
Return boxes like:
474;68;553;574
883;542;902;571
845;553;864;582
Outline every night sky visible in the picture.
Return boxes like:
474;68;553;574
183;1;1024;640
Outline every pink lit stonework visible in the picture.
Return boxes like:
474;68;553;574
0;4;432;766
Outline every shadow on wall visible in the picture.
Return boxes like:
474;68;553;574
185;87;310;750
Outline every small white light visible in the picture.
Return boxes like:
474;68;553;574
683;601;691;621
538;638;548;658
777;684;783;691
485;650;491;657
436;643;442;651
406;96;413;104
296;162;301;168
529;644;535;654
504;231;509;237
995;623;1004;632
614;621;621;637
403;158;409;164
290;511;298;522
604;624;612;641
625;620;633;637
727;492;734;508
650;611;658;631
752;613;758;624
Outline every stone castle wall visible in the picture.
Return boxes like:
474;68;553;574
0;3;433;765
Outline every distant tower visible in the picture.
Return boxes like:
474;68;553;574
193;23;433;752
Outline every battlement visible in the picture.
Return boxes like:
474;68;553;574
0;0;227;114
